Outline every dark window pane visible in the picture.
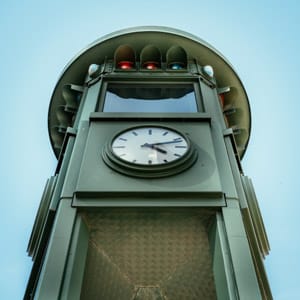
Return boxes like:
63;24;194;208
103;83;198;112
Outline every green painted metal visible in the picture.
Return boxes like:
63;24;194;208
48;26;251;159
75;120;223;199
60;216;89;300
209;213;238;300
34;199;76;300
60;121;89;198
25;27;272;300
222;199;262;300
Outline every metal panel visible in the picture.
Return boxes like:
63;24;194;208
60;216;89;300
34;199;76;300
73;195;225;207
208;213;238;300
76;120;223;199
80;208;216;300
200;81;238;199
222;199;261;300
241;176;270;256
49;137;76;211
27;176;57;258
61;121;89;198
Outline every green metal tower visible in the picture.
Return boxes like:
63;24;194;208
25;27;272;299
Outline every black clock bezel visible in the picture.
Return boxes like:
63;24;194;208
102;125;198;178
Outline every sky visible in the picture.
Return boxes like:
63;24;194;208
0;0;299;299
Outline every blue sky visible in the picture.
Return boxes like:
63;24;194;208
0;0;299;299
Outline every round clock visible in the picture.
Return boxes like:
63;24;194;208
103;125;197;178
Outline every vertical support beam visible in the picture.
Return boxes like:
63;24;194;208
60;216;89;300
34;199;76;300
209;213;238;300
50;136;75;210
80;79;102;122
61;121;89;198
222;199;261;300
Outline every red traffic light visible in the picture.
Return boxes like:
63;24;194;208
117;61;134;70
142;61;160;70
219;93;225;107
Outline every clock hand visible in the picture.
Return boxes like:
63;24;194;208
140;143;167;154
149;139;183;146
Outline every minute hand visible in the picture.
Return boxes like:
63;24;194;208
151;139;183;146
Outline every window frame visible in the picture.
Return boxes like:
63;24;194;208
97;79;204;113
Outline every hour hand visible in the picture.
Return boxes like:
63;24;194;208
140;143;167;154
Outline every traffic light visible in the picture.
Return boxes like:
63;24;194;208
113;44;189;71
114;45;135;70
140;45;161;70
166;45;187;70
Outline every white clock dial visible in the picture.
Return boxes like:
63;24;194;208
111;126;189;165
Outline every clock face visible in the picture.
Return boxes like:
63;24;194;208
111;126;189;166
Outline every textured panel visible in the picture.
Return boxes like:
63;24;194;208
80;209;216;300
134;287;165;300
80;240;135;300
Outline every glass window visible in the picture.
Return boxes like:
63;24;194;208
103;83;198;113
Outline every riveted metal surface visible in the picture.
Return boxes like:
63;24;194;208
80;208;216;300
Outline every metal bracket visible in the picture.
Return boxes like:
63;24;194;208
223;128;243;174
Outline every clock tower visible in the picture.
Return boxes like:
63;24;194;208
25;27;272;299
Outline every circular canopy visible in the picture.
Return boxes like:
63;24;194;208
48;26;251;159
